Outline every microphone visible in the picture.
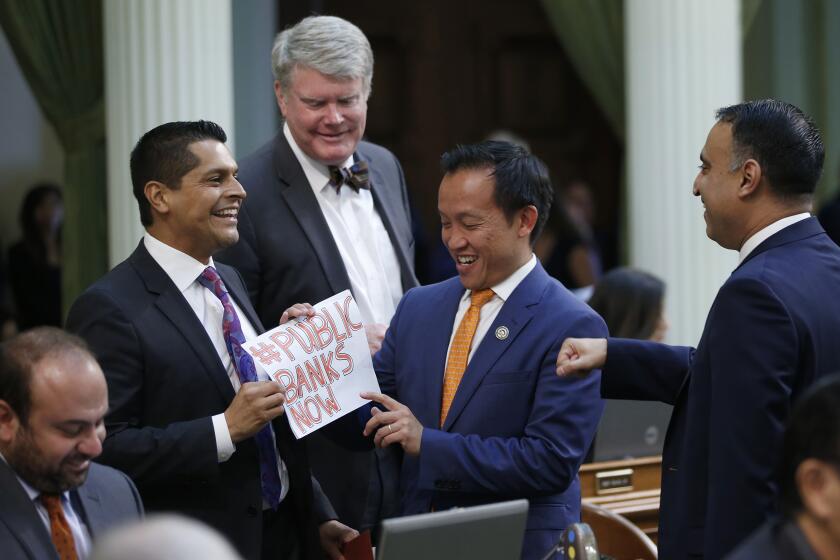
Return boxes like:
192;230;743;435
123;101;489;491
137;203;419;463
539;523;600;560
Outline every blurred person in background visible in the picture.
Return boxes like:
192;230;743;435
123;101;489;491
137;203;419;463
588;267;668;342
537;200;599;293
584;267;670;463
92;514;242;560
8;183;63;329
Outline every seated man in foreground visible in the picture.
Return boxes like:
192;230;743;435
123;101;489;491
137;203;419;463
0;327;143;559
361;141;606;560
726;374;840;559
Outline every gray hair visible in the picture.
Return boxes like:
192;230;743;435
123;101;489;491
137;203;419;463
272;15;373;98
91;514;242;560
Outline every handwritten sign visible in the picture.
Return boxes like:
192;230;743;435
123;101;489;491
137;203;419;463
244;290;379;439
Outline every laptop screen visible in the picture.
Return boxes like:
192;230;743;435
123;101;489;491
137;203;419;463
593;399;673;462
376;499;529;560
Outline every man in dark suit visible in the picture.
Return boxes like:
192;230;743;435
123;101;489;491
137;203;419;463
726;374;840;560
66;121;355;560
216;16;417;531
557;99;840;559
0;327;143;559
360;141;605;560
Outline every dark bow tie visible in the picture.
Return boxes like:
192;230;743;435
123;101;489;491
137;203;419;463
328;160;370;192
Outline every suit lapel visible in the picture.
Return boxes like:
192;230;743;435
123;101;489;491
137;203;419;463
129;243;235;403
441;265;546;431
421;280;465;427
219;265;266;333
71;481;102;539
737;216;824;270
0;460;58;560
358;149;419;291
273;134;351;296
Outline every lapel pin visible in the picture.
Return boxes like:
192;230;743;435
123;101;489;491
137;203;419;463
495;326;509;340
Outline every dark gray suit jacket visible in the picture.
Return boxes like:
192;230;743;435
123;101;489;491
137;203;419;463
66;243;335;560
217;132;418;530
0;460;143;560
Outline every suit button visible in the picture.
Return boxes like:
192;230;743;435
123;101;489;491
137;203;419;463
246;505;258;516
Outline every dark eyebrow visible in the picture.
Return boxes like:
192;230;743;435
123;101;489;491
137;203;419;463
55;419;94;430
204;166;237;177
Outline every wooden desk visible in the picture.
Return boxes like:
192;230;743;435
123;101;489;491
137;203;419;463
580;456;662;542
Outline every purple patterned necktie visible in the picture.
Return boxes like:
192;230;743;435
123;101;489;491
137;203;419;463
197;266;283;509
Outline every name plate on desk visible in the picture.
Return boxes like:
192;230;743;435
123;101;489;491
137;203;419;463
595;468;634;495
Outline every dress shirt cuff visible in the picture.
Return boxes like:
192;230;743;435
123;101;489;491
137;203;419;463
212;413;236;462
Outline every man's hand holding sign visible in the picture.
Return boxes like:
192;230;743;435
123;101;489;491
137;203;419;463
244;290;381;439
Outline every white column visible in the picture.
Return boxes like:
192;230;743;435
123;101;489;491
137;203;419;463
104;0;235;266
625;0;741;345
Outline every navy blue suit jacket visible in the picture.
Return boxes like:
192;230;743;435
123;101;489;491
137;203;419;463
603;218;840;559
66;242;334;560
374;262;605;560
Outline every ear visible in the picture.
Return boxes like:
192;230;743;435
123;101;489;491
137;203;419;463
274;81;288;117
0;400;20;443
144;181;171;219
517;205;539;239
737;158;763;198
796;458;838;519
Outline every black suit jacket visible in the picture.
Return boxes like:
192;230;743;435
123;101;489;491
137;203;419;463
0;460;143;559
66;242;335;560
217;132;418;529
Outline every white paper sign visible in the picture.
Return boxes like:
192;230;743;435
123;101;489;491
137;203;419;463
244;290;379;439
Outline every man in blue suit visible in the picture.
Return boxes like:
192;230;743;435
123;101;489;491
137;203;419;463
557;99;840;559
361;141;606;560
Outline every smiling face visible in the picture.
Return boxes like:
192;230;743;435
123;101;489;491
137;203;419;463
276;66;367;166
693;122;745;250
148;139;244;263
1;353;107;493
438;167;535;291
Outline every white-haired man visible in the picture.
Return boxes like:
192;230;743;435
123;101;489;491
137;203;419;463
217;15;417;531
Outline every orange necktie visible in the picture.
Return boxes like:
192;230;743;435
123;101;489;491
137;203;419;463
440;288;496;426
40;494;78;560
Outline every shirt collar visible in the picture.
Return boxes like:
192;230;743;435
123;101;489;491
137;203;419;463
143;232;215;292
283;123;354;194
738;213;811;264
462;254;537;303
0;451;71;504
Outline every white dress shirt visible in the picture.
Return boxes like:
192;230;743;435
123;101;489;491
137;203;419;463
0;453;92;559
143;233;289;501
445;254;537;366
738;213;811;264
283;124;404;325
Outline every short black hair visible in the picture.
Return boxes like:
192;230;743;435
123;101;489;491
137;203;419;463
440;140;554;244
130;120;227;226
588;268;665;340
716;99;824;199
778;374;840;516
0;327;94;424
